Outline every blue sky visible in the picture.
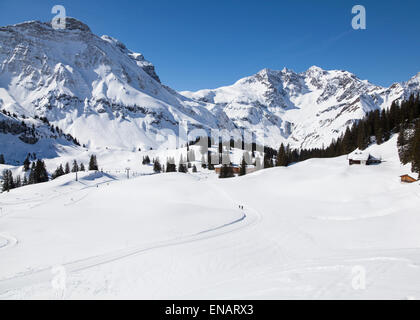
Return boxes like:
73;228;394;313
0;0;419;91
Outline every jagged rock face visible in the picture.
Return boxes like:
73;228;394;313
0;19;233;150
183;66;420;149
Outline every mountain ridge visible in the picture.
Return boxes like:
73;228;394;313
182;66;420;148
0;18;419;158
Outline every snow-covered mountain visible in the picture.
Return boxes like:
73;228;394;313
0;18;419;158
182;67;420;148
0;18;233;154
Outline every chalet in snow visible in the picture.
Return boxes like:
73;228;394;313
348;149;381;166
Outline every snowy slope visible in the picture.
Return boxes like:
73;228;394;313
183;67;420;149
0;110;82;165
1;136;420;299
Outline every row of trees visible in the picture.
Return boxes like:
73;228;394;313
151;157;197;174
2;155;99;192
52;160;86;179
2;160;49;192
52;155;98;179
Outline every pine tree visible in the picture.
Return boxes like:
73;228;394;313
71;160;79;173
239;155;247;176
153;158;162;173
2;169;14;191
34;160;49;183
80;163;85;171
166;157;177;172
0;154;5;165
28;162;35;184
178;163;188;173
142;156;151;165
23;157;30;171
15;175;21;188
263;155;272;168
192;164;198;173
276;144;287;166
65;162;70;174
52;164;65;179
356;121;369;150
397;126;412;165
89;155;98;171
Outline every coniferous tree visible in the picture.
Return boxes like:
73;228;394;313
65;162;70;174
263;155;272;168
276;144;287;166
239;155;247;176
28;162;35;184
52;164;65;180
23;157;30;171
166;157;177;172
0;154;5;165
397;126;411;165
153;158;162;173
15;175;21;188
89;155;98;171
356;121;369;150
192;164;198;173
80;163;85;171
71;160;79;173
2;169;14;191
178;158;188;173
142;155;151;165
34;160;49;183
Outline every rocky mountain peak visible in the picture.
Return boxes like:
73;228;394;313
56;17;91;33
3;17;91;34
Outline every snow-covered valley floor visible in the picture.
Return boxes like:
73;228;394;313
1;137;420;299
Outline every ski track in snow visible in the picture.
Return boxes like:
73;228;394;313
0;180;261;295
0;233;18;250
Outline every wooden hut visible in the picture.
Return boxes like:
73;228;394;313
348;149;381;165
400;174;417;183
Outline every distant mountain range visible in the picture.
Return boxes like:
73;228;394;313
183;67;420;148
0;18;419;160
